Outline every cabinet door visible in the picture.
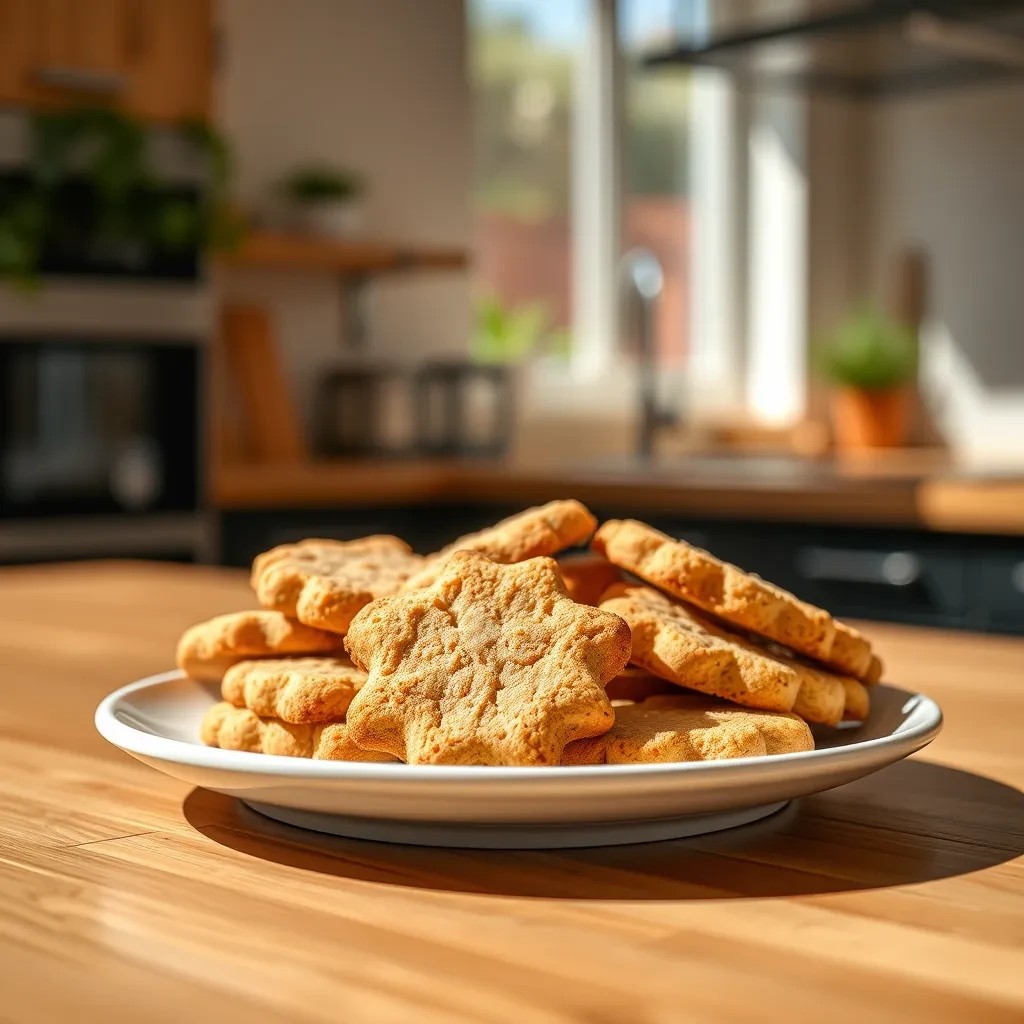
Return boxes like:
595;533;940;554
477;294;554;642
128;0;212;122
0;1;37;105
0;0;211;122
14;0;134;105
968;553;1024;635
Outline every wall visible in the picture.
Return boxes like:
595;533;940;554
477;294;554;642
217;0;472;426
864;82;1024;460
807;96;870;401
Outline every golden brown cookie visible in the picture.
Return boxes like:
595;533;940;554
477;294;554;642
560;733;607;765
829;622;875;679
791;669;846;727
638;695;815;755
176;611;345;683
200;702;398;761
251;535;425;635
841;676;871;722
604;666;681;703
755;640;861;727
220;656;367;724
592;519;874;679
864;653;884;685
557;552;623;606
563;695;813;765
403;500;598;591
598;584;801;713
313;719;397;761
345;551;629;766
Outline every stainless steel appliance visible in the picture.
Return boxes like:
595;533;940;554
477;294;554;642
413;361;512;458
0;333;205;562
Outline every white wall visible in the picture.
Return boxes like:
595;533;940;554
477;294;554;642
864;82;1024;460
217;0;472;424
807;97;870;357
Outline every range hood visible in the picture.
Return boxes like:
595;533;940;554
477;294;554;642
644;1;1024;99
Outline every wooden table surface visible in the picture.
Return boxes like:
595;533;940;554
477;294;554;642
2;561;1023;1024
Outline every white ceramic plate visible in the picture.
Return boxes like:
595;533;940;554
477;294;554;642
96;671;942;849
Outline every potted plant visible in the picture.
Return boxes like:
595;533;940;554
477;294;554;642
471;295;571;365
819;308;918;451
461;296;572;455
279;165;365;239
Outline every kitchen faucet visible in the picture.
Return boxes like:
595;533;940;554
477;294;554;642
621;247;676;460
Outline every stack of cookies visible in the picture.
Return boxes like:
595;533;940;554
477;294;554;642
182;535;427;763
179;500;882;767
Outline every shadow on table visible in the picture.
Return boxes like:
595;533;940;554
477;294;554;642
183;759;1024;901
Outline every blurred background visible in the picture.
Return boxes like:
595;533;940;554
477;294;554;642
0;0;1022;635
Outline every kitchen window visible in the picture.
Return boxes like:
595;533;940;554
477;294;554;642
468;0;583;369
469;0;809;428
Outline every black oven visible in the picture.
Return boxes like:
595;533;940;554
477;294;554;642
0;334;204;561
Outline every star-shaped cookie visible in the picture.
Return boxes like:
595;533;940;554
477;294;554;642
176;610;346;682
344;551;630;765
251;536;426;634
562;694;814;765
201;703;397;761
600;584;856;726
593;519;875;679
401;499;598;591
220;656;367;724
599;583;802;713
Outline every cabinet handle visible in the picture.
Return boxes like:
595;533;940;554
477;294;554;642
797;547;922;587
35;66;126;96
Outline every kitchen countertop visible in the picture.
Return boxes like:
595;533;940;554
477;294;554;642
211;456;1024;535
3;561;1023;1023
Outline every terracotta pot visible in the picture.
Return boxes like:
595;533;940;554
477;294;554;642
830;386;911;451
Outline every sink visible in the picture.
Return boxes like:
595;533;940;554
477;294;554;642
575;453;839;483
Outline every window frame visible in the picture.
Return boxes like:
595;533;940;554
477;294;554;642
540;0;810;427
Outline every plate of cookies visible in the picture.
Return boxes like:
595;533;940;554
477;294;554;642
96;500;942;849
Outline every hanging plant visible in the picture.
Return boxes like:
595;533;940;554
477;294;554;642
0;108;243;286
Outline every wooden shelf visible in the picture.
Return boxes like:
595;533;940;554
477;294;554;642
218;230;469;276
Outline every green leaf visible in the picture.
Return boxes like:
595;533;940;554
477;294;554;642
3;108;241;284
471;295;552;364
817;308;917;390
179;119;232;193
279;165;364;203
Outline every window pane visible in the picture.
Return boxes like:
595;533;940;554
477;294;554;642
468;0;585;364
620;0;693;368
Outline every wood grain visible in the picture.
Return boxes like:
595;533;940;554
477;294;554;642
210;456;1024;536
0;0;212;122
219;232;469;276
1;561;1022;1024
220;305;307;464
918;478;1024;535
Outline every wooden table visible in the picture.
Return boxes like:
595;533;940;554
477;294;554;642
2;562;1023;1023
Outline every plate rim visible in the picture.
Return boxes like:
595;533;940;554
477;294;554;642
95;669;943;781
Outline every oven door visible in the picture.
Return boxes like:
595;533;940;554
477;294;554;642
0;338;200;518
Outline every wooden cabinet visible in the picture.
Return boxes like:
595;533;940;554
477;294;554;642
0;0;211;122
124;0;212;122
0;1;41;106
